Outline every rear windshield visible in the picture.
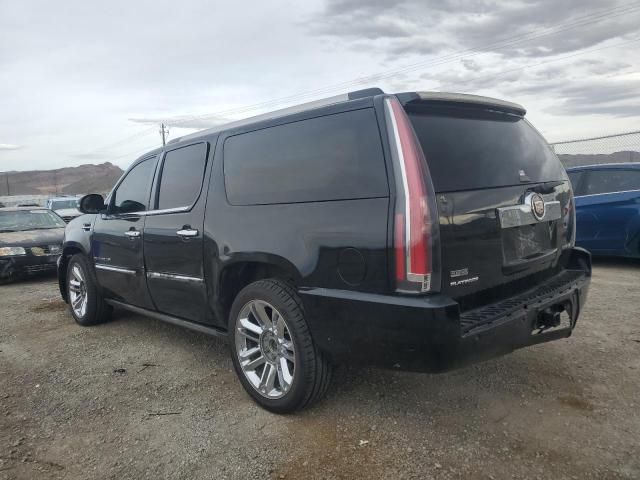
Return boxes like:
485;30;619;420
406;105;566;192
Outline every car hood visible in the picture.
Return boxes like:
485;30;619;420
0;228;65;247
54;208;81;217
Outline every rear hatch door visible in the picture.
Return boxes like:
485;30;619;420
403;96;572;308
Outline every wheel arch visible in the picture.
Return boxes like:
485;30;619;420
58;243;89;302
216;255;302;322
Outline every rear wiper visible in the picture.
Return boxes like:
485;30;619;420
529;181;564;194
0;229;18;233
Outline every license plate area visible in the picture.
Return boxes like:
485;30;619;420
502;221;557;264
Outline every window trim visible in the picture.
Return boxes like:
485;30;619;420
151;141;210;214
573;188;640;199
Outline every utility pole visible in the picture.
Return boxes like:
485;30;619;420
160;123;169;146
4;172;9;196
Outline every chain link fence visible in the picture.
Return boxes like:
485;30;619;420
550;130;640;168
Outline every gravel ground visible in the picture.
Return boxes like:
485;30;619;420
1;260;639;479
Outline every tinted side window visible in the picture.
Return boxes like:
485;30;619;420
157;143;208;210
112;158;156;213
224;109;388;205
583;170;640;195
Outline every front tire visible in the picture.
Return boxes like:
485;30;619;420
66;254;112;326
229;279;332;413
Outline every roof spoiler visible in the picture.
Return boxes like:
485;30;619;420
396;91;526;116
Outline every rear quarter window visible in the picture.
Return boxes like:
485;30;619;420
223;109;388;205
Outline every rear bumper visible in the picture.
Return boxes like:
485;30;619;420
0;254;60;280
300;247;591;372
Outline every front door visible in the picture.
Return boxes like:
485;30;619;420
143;142;210;323
92;156;158;308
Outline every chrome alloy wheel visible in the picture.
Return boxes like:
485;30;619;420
234;300;296;399
68;264;88;318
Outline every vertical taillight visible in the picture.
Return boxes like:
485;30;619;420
564;188;576;247
384;97;441;293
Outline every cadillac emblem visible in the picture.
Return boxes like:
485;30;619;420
530;193;545;220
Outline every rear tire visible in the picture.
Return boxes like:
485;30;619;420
229;279;332;413
66;254;112;326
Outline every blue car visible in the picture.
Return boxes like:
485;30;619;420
567;163;640;257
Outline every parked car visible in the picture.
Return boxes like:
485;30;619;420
567;163;640;258
0;206;65;280
46;196;81;223
58;88;591;412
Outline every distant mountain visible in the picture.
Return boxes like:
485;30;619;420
558;150;640;168
1;152;637;197
0;162;123;196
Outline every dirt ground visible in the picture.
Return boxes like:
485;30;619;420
1;260;639;480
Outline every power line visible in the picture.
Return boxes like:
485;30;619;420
79;126;157;158
109;36;640;166
169;1;640;126
90;1;640;153
108;143;163;162
441;36;640;90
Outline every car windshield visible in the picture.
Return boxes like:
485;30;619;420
0;210;66;232
51;199;79;209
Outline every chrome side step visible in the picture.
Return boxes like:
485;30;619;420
105;299;228;340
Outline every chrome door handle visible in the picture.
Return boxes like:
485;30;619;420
124;230;141;238
176;228;199;238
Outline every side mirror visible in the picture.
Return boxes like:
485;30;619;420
78;194;106;214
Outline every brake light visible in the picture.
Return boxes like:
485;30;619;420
564;188;576;247
384;97;441;293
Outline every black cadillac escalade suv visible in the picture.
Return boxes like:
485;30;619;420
58;88;591;412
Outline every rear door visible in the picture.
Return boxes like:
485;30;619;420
143;142;211;323
92;156;157;308
404;101;571;305
575;168;640;253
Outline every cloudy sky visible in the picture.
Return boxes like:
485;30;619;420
1;0;639;171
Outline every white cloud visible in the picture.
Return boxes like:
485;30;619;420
1;0;639;171
0;144;23;151
128;115;230;130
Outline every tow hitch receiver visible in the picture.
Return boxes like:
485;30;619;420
534;301;573;334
